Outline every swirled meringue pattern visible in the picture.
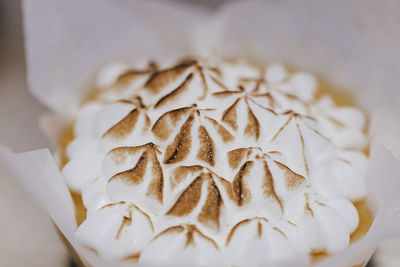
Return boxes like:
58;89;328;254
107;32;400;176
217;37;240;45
61;58;369;266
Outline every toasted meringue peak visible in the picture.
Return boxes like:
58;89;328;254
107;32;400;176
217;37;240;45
62;58;369;265
75;201;154;260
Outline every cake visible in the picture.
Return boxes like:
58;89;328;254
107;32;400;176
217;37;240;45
59;58;372;266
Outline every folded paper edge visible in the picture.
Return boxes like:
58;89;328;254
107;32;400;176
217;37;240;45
0;147;76;236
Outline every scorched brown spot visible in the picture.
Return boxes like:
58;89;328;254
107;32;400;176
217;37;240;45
244;104;260;139
110;151;148;185
274;161;306;190
147;152;164;203
108;143;164;203
196;65;208;100
155;73;194;108
166;176;203;217
273;227;287;238
106;202;154;240
232;161;254;206
152;224;219;250
304;193;314;217
170;165;203;190
116;214;132;240
226;217;269;245
116;69;153;87
296;123;310;177
227;148;252;170
197;178;221;230
262;161;283;212
204;116;234;143
124;253;141;262
103;109;140;139
257;222;263;238
185;225;219;249
145;60;196;94
222;98;240;130
166;166;229;230
163;113;194;164
197;126;215;166
152;106;194;141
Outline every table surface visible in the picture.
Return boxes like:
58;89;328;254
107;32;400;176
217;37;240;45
0;1;398;267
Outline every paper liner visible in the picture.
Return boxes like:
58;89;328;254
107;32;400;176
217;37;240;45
202;0;400;116
22;0;209;113
0;0;399;266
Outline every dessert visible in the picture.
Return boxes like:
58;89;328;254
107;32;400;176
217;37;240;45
60;58;372;266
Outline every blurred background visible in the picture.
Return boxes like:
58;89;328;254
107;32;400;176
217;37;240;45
0;0;67;266
0;0;398;266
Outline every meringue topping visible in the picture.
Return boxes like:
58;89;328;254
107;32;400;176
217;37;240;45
62;58;369;265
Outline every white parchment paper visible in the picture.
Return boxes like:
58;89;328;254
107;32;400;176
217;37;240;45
1;0;399;266
23;0;209;113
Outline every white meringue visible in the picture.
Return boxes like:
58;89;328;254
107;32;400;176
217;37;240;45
62;58;369;265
